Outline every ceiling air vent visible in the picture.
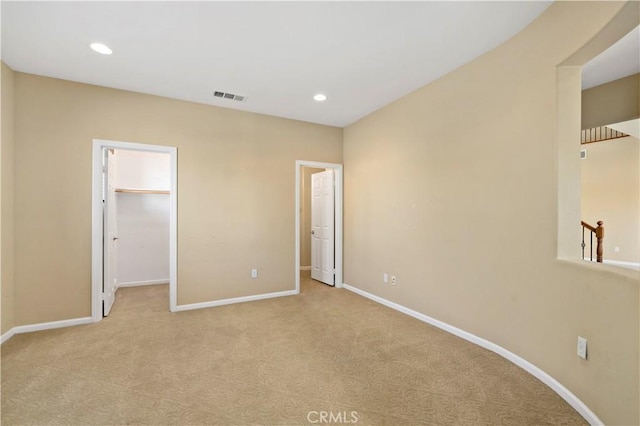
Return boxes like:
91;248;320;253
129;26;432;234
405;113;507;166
213;90;247;103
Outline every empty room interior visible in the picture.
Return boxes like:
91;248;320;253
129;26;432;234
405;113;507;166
1;2;639;425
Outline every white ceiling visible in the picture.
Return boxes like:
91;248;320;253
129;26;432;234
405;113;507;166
2;1;556;127
582;26;640;90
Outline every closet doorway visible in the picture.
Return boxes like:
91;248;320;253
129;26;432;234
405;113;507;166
91;140;177;322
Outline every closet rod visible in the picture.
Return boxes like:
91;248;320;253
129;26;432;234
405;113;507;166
115;188;170;195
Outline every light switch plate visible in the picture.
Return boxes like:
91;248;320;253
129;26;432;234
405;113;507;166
577;336;588;360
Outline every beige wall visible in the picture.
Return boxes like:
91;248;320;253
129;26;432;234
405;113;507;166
1;62;15;334
300;166;325;267
343;2;638;425
582;136;639;263
12;73;342;324
582;73;640;129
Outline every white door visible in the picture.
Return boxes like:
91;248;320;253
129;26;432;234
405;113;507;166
103;148;118;316
311;170;335;286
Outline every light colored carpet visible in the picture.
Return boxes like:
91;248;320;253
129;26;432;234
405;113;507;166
2;272;586;425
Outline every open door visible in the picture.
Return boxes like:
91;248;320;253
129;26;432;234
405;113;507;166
311;169;335;286
103;148;118;316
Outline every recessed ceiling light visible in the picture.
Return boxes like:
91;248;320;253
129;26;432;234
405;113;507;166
90;43;112;55
313;94;327;102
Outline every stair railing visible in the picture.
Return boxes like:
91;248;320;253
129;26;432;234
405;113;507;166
581;126;627;144
581;220;604;263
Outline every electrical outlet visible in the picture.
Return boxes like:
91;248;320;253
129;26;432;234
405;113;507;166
391;275;397;285
614;246;620;252
383;273;388;284
577;336;588;360
251;269;258;279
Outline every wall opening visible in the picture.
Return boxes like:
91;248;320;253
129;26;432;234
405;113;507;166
556;3;639;267
295;160;343;293
92;139;178;322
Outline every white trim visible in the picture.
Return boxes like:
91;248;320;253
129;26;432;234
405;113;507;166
1;317;93;344
118;279;169;288
342;283;603;426
1;328;16;344
602;259;640;271
300;266;311;271
169;148;178;312
295;160;343;294
173;290;297;312
92;139;178;322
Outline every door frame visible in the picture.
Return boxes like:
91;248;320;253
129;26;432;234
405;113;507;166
91;139;178;322
295;160;343;292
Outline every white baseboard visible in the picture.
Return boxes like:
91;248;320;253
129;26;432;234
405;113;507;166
118;279;169;288
342;283;603;426
173;289;298;312
1;328;16;344
2;288;296;341
300;266;311;271
1;317;94;345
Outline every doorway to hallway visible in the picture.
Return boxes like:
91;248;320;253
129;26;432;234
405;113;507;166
295;160;343;293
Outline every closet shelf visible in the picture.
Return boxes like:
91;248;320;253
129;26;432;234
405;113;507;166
115;188;170;195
